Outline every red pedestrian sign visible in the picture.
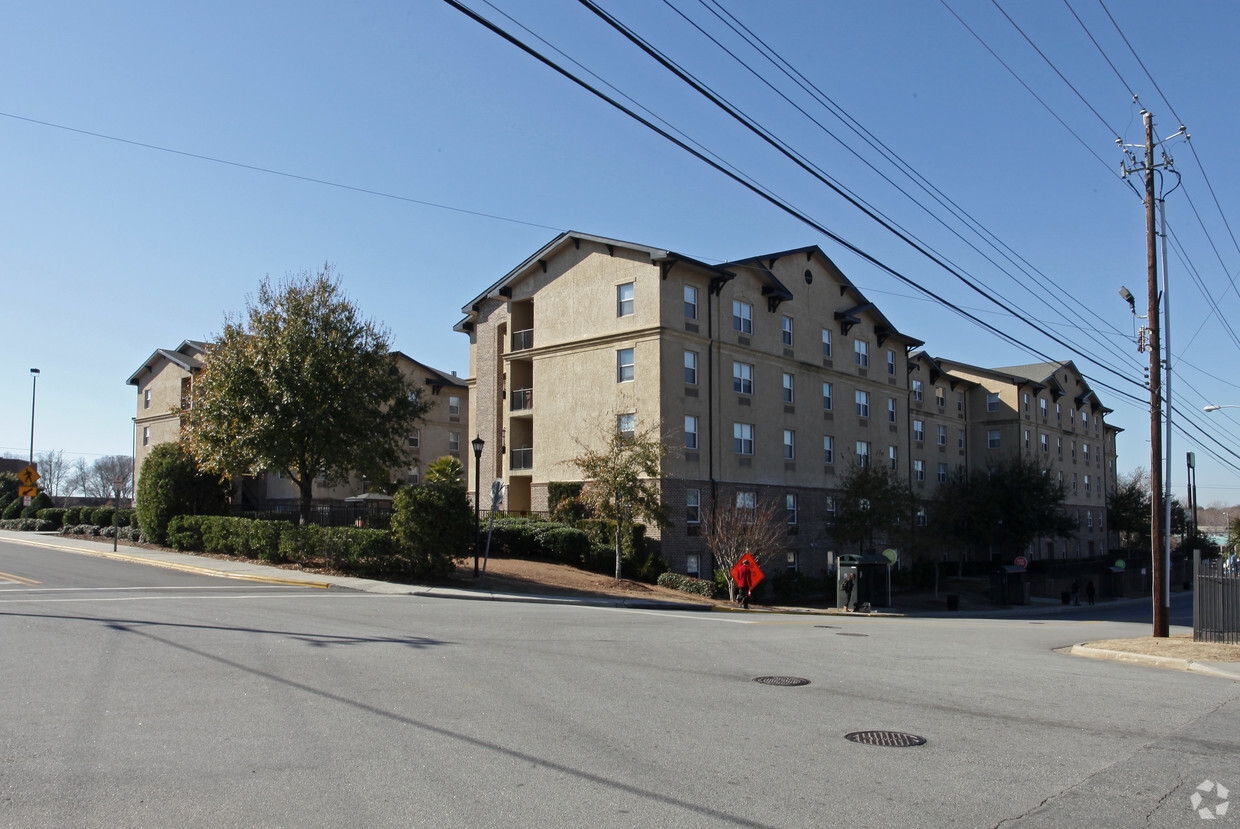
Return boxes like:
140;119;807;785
730;554;764;589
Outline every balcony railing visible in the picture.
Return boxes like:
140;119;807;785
511;387;533;412
510;447;533;470
511;329;534;352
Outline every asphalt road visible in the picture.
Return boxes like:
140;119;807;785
2;539;1236;828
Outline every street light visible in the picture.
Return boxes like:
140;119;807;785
471;435;485;578
1204;405;1240;413
28;368;40;466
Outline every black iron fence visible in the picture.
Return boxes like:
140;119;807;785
1194;551;1240;644
232;502;393;530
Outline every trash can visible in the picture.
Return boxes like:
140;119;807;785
946;594;960;612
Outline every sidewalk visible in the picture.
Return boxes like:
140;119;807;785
0;530;710;611
3;529;1237;678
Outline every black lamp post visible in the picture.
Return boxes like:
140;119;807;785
29;368;40;465
471;435;485;577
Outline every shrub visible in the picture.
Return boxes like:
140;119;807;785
3;500;24;520
135;443;229;545
91;506;116;528
116;508;137;528
166;515;207;551
623;550;669;584
539;526;591;565
391;482;473;579
768;570;821;602
656;572;717;598
64;507;83;526
36;508;66;529
22;492;54;519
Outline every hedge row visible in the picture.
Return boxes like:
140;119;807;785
29;507;137;530
0;518;55;532
164;515;430;580
483;516;666;583
656;571;717;598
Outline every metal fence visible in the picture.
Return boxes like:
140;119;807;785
1194;551;1240;644
232;502;392;530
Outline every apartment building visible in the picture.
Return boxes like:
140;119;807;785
127;342;467;503
456;232;1121;577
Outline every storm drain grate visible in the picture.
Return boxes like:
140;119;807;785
753;676;810;687
845;731;927;747
836;632;868;637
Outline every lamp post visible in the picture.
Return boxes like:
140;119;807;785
471;435;485;578
28;368;41;466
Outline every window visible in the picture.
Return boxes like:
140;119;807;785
822;329;832;357
914;460;925;482
1071;440;1077;459
142;426;150;446
782;316;793;346
1084;443;1091;462
684;351;698;385
1057;437;1063;456
1082;412;1089;429
958;429;965;449
888;397;897;423
822;382;834;411
888;445;898;470
823;435;835;464
855;390;870;417
782;373;794;403
143;389;151;409
856;440;871;467
786;551;799;571
733;300;753;334
618;413;636;439
783;430;795;460
1023;429;1030;450
825;496;837;524
1039;398;1048;418
733;362;753;395
957;391;965;412
408;428;420;449
408;464;420;485
448;432;461;452
617;348;635;382
937;424;947;446
935;387;945;407
1084;474;1091;494
1041;434;1049;454
449;396;461;416
686;553;701;578
684;285;698;320
685;415;699;450
617;282;634;317
913;420;925;442
736;491;756;511
987;392;1000;412
988;430;1001;449
1087;509;1094;529
786;493;798;525
1073;473;1078;493
734;422;754;455
887;349;896;375
855;340;869;367
1022;392;1029;412
917;506;927;526
686;488;700;525
938;462;947;483
912;379;923;402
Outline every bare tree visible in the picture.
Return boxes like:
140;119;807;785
700;493;786;601
72;455;134;500
34;449;70;500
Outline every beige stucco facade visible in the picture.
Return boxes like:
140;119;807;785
127;343;467;504
457;232;1122;578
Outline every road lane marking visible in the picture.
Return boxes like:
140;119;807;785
0;570;41;585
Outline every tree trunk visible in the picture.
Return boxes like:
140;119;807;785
298;474;314;526
614;518;622;581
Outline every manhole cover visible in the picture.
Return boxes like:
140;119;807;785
753;676;810;687
845;731;927;747
836;632;868;637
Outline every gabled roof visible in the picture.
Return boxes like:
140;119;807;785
455;231;729;333
936;358;1051;392
126;340;208;386
392;351;467;392
907;350;974;388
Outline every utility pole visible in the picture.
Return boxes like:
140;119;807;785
1120;110;1186;637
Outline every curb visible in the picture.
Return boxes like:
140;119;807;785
1066;644;1240;680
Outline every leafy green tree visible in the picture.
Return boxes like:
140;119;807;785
390;471;472;580
424;456;464;487
570;418;669;580
185;266;429;524
832;464;916;556
1108;469;1150;550
135;443;230;545
0;472;18;513
930;457;1075;560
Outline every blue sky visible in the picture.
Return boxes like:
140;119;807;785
3;0;1239;508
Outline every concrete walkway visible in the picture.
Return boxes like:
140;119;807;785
3;528;1237;679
